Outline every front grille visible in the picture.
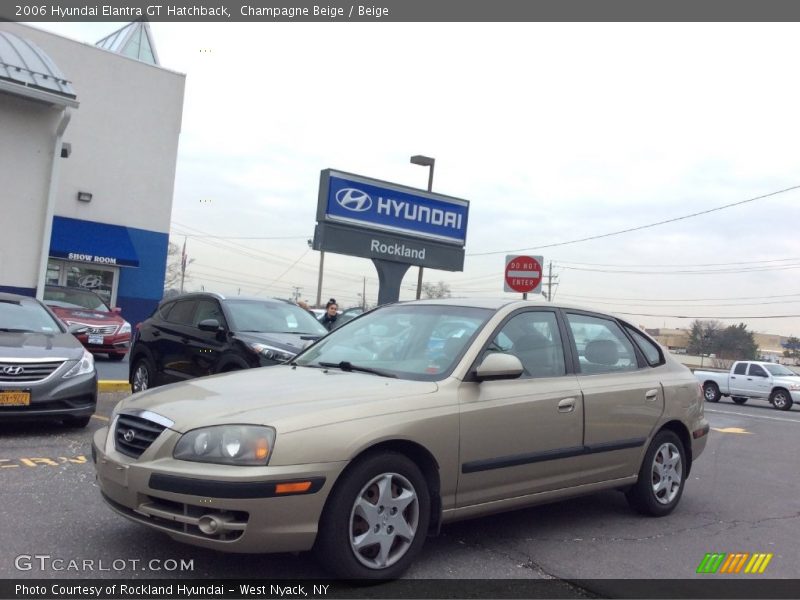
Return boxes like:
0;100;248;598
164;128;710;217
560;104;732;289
69;322;118;335
0;360;65;383
115;413;167;458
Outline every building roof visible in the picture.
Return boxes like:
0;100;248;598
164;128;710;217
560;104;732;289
0;30;77;103
95;20;159;66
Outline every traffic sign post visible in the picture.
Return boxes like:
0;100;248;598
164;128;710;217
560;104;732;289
504;255;543;297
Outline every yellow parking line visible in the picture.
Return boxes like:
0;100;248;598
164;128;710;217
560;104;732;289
92;414;109;422
98;380;131;393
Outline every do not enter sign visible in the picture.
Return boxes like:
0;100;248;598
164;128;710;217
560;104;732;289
504;255;543;294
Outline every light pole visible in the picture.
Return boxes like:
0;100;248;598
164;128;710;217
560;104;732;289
410;155;435;300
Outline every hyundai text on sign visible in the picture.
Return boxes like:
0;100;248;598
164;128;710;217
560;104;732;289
504;255;543;294
320;170;469;245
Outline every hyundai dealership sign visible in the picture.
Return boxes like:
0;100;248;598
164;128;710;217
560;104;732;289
318;170;469;247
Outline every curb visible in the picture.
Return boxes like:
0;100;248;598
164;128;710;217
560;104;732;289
98;380;131;393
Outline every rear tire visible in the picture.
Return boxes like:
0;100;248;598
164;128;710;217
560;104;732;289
626;430;686;517
314;452;430;580
131;356;155;393
770;389;793;411
732;397;748;405
703;382;721;402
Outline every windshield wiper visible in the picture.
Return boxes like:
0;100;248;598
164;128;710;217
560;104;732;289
0;328;38;333
318;361;397;378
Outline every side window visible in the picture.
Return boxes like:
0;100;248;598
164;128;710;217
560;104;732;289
157;301;174;320
566;313;638;374
193;299;226;328
625;326;664;367
482;311;566;379
748;364;768;378
166;300;196;325
733;363;747;375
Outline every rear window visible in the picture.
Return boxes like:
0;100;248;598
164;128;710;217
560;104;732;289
44;287;108;311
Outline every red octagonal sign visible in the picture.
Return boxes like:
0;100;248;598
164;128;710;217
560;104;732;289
504;255;543;294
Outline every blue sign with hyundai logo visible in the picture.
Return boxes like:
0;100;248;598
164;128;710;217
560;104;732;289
319;170;469;246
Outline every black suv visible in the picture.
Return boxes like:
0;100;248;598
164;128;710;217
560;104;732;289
129;293;328;392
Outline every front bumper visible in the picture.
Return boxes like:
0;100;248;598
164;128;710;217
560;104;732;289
92;426;347;553
77;333;130;356
0;371;96;419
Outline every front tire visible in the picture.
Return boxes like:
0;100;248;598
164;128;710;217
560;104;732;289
131;356;155;393
732;397;748;405
703;382;721;402
626;430;686;517
770;389;793;411
314;452;430;580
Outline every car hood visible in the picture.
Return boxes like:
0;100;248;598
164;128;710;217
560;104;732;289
233;331;322;354
118;365;438;433
772;374;800;384
49;306;121;324
0;331;84;359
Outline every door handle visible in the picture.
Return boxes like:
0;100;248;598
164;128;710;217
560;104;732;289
645;389;658;401
152;331;161;338
558;397;576;413
747;378;752;381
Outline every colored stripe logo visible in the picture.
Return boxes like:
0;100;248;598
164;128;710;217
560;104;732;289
697;553;773;574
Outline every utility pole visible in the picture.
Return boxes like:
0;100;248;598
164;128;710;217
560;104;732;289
180;236;187;293
292;286;302;302
315;251;325;308
544;261;559;301
362;277;366;309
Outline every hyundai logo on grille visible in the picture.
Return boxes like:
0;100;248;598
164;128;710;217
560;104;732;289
335;188;373;212
123;429;136;443
2;366;24;376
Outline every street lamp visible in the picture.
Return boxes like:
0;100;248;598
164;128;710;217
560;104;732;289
410;155;435;299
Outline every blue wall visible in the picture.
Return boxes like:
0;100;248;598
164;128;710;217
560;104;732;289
117;227;168;327
0;285;35;297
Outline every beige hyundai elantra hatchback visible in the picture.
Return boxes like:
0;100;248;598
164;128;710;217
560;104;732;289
93;298;708;579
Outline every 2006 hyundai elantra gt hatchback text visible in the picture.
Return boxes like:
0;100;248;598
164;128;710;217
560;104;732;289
93;299;708;579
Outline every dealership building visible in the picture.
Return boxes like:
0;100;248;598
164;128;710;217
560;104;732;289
0;21;184;327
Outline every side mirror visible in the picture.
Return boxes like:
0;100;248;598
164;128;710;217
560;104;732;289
474;353;524;382
68;323;88;335
198;318;222;332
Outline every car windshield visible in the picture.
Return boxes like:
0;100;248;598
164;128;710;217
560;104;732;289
225;300;328;335
764;364;797;376
0;299;63;334
44;287;109;312
294;304;493;381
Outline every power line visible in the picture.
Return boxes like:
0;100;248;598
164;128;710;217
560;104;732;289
557;292;800;302
467;184;800;256
555;257;800;268
614;311;800;320
556;264;800;275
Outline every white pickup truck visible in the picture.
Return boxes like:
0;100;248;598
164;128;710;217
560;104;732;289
694;361;800;411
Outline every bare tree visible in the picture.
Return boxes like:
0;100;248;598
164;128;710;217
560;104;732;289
421;281;451;299
164;241;193;296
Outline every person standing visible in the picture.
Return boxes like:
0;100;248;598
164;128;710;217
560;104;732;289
320;298;339;331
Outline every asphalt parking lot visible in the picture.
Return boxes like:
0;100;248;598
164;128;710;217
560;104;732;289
0;393;797;596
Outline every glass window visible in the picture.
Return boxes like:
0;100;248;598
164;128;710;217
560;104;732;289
43;286;109;312
295;304;493;381
224;300;327;335
0;298;62;334
626;326;664;367
481;311;566;378
166;300;196;325
748;364;768;378
764;364;797;377
566;313;639;374
193;299;226;328
157;301;174;320
733;363;748;375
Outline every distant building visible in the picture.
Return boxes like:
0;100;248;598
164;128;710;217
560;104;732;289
0;21;185;326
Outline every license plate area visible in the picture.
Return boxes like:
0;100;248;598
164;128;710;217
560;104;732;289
0;391;31;406
88;335;104;345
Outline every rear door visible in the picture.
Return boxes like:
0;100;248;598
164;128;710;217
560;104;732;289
563;311;665;483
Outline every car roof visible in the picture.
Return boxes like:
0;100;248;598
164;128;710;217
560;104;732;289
162;292;286;305
0;292;39;303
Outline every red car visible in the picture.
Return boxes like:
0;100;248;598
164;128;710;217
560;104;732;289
44;285;131;361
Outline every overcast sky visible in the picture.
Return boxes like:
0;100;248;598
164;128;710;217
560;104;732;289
33;22;800;337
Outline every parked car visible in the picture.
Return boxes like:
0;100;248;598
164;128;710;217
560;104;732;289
128;292;328;392
695;360;800;410
337;306;365;327
94;298;708;579
43;285;131;361
0;292;97;427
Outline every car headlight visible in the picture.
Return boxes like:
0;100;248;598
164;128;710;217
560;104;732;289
174;425;276;466
119;321;131;334
247;342;295;362
63;350;95;379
